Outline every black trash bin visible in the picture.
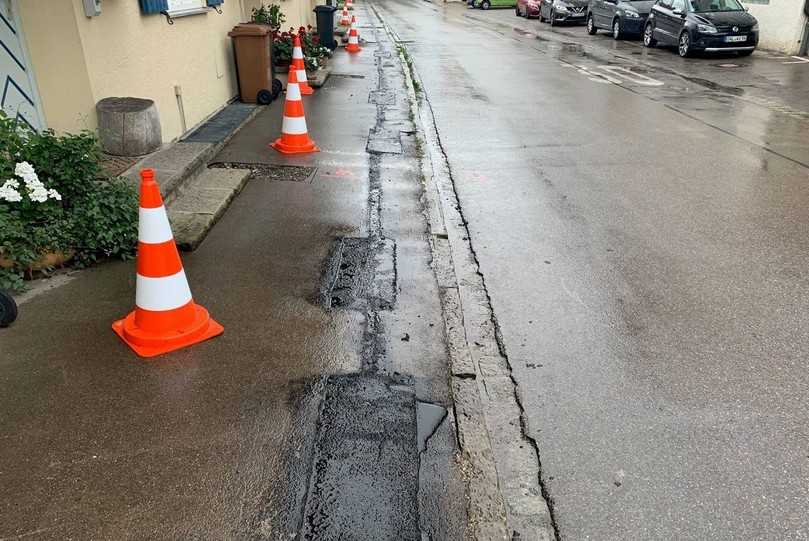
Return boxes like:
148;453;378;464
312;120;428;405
314;5;338;51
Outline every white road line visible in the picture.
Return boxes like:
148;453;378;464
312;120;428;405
597;65;665;86
783;56;809;64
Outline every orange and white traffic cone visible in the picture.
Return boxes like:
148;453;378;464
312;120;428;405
271;68;319;154
346;23;361;53
291;34;314;96
346;0;354;9
349;15;360;41
339;6;350;26
112;169;223;358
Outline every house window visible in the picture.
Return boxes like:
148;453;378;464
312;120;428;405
167;0;207;14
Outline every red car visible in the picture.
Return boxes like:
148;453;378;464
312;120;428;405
516;0;541;17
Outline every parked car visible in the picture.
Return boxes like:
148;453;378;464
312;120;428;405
587;0;654;38
539;0;589;25
643;0;758;56
468;0;477;7
478;0;518;9
517;0;542;17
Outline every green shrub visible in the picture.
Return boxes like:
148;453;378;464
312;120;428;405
0;114;138;291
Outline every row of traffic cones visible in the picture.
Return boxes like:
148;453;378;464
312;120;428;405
113;11;367;357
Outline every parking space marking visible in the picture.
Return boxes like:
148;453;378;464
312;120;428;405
783;56;809;64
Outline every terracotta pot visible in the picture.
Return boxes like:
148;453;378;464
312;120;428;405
0;249;75;272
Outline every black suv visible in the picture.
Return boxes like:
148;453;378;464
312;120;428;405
643;0;759;57
587;0;655;39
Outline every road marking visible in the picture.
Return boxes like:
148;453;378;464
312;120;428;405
783;56;809;64
577;65;622;84
596;66;665;86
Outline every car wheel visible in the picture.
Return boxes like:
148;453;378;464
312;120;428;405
587;14;597;34
481;0;490;9
612;18;622;39
549;8;556;25
643;22;657;47
678;31;691;57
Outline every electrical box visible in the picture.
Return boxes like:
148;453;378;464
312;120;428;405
82;0;101;17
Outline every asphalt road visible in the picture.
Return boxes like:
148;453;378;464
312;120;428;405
373;0;809;538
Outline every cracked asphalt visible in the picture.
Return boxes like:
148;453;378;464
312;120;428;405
374;0;809;538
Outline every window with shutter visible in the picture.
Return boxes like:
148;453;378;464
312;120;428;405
167;0;206;13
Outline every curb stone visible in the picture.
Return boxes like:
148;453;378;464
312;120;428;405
370;3;558;540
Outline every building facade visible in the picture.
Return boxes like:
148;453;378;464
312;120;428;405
1;0;315;146
744;0;808;55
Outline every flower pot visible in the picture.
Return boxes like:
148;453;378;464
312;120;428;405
0;249;75;273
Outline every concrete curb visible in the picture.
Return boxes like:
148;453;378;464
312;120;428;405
372;4;558;540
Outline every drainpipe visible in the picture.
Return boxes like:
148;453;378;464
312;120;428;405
174;85;187;135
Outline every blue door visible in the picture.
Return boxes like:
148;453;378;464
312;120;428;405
0;0;45;130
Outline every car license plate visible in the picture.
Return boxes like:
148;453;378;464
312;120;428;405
725;35;747;43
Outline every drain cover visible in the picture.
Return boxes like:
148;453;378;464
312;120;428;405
209;162;316;183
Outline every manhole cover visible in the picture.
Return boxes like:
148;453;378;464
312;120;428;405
209;162;316;183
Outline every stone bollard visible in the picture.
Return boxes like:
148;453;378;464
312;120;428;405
97;97;162;156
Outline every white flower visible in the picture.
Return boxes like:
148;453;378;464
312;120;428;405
29;186;48;203
0;184;22;202
47;188;62;201
14;161;36;179
1;178;19;189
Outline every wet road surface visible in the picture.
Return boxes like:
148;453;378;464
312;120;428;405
374;0;809;538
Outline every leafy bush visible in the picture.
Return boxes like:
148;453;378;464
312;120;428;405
0;113;138;291
251;3;285;32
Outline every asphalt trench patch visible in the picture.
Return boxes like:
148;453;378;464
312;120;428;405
209;162;317;183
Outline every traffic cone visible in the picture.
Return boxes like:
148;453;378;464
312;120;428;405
346;0;354;9
349;15;360;41
339;6;350;26
112;169;223;358
291;34;314;96
271;68;319;154
346;23;361;53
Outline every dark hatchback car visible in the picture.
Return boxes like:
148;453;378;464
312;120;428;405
539;0;589;25
587;0;655;39
643;0;759;57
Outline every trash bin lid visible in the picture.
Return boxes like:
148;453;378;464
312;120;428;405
228;23;271;37
313;5;337;12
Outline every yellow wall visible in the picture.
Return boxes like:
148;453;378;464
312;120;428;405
20;0;249;142
17;1;97;133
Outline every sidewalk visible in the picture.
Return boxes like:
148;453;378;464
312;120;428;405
0;6;465;539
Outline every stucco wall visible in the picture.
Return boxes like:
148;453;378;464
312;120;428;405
18;1;97;133
745;0;808;54
20;0;247;141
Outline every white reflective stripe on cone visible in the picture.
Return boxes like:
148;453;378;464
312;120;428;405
349;35;358;44
292;47;304;60
138;206;174;244
297;69;308;83
282;115;308;135
286;82;302;101
136;270;193;311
